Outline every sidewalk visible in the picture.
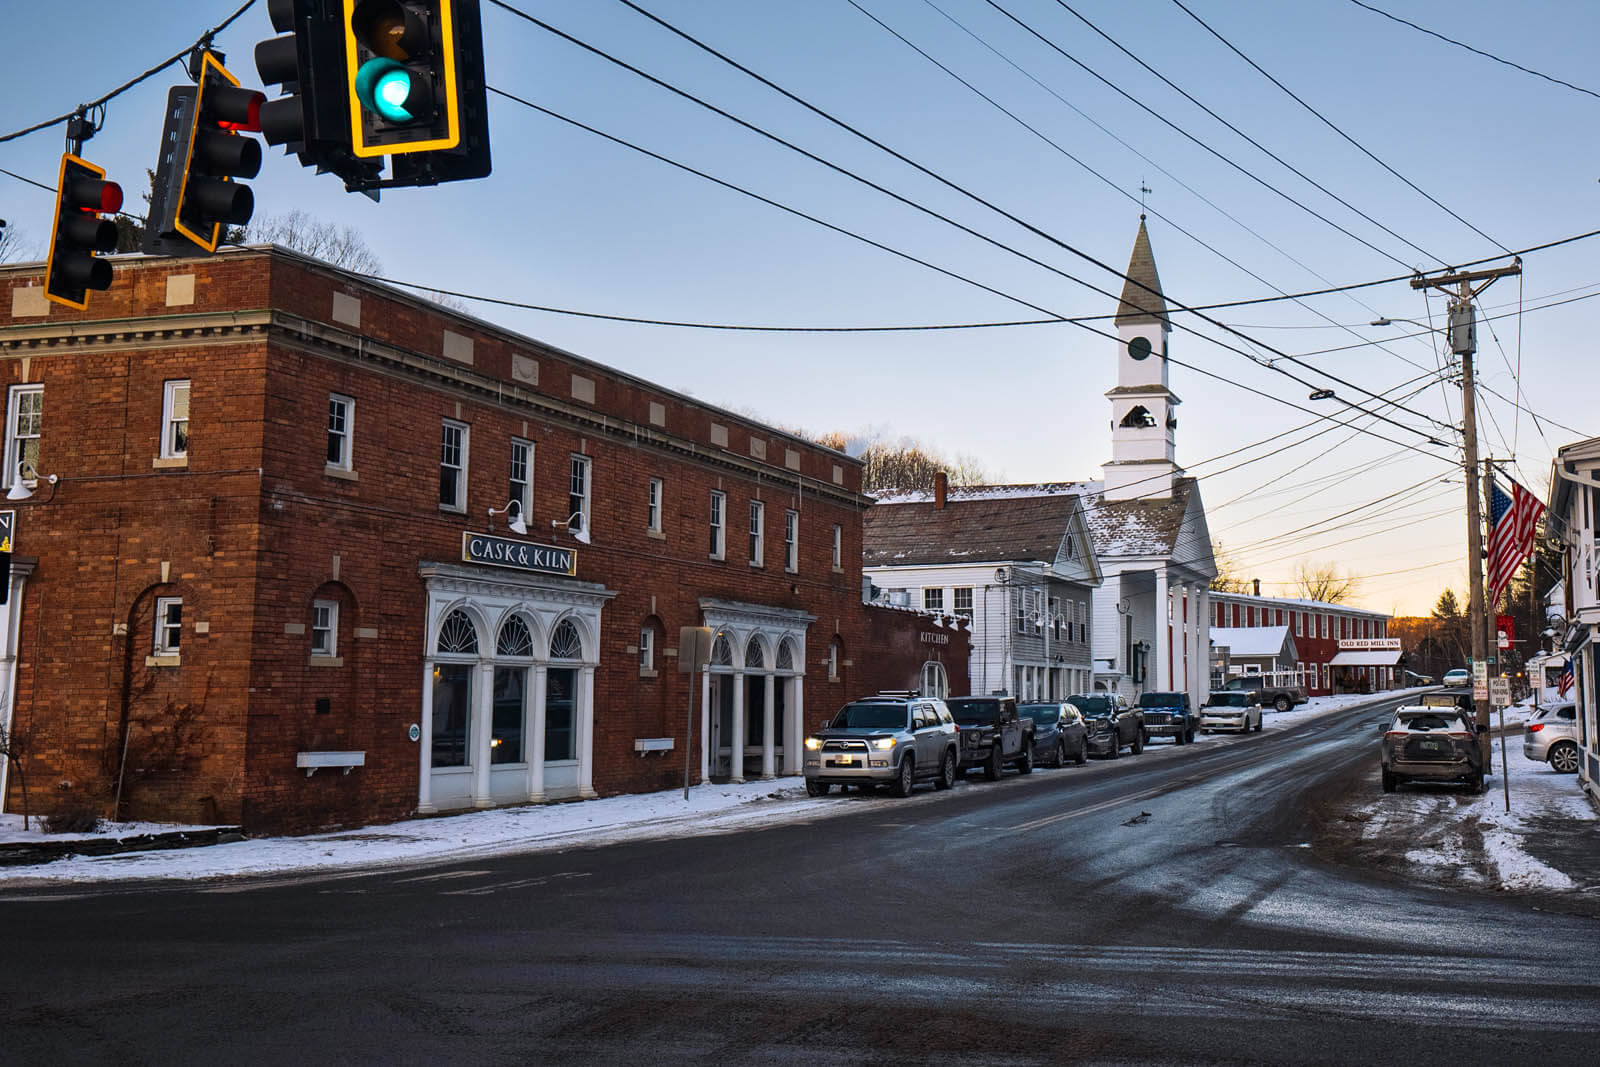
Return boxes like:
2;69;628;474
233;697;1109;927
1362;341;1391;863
2;689;1592;892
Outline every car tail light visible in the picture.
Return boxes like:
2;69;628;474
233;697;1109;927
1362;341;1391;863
1528;723;1545;733
1384;731;1408;739
1447;732;1473;739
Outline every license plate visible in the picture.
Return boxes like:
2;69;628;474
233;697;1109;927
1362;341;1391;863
831;758;857;768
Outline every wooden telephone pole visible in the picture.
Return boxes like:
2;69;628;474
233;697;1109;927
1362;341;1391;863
1411;260;1521;769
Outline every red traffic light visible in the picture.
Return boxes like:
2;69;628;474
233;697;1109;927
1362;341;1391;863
45;153;123;310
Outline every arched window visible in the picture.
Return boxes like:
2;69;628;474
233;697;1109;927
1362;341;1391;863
437;609;478;654
549;619;583;661
497;614;534;658
711;632;733;667
920;661;948;698
776;637;796;673
1120;405;1156;428
745;636;765;671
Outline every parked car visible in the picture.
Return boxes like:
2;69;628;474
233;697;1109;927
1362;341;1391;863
1200;691;1262;733
1137;691;1197;744
1019;701;1089;767
1402;670;1435;686
1381;704;1484;793
1222;675;1306;712
1441;668;1472;687
1067;694;1145;758
803;694;959;797
948;696;1034;780
1524;701;1580;773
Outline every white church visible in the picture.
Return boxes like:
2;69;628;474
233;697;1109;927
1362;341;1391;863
862;219;1216;711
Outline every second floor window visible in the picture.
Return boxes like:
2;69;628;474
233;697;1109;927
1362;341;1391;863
784;509;798;571
568;455;591;535
5;383;42;490
639;627;655;671
749;500;765;566
953;587;973;621
440;419;467;511
832;524;842;568
924;587;944;612
327;394;354;469
647;477;663;533
510;438;532;521
312;599;339;656
709;491;726;559
154;596;182;655
162;380;190;459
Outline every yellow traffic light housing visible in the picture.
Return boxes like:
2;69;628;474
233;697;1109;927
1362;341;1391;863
344;0;460;157
44;153;123;310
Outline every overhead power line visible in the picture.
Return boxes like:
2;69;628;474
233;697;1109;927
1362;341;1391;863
1170;0;1506;253
1348;0;1600;102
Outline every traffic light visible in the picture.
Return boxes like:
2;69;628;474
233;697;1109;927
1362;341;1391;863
343;0;490;182
144;52;266;256
255;0;382;190
44;153;123;310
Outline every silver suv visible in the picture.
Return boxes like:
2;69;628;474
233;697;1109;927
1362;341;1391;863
804;695;960;797
1524;701;1579;773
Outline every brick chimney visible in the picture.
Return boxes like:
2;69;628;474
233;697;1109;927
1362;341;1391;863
1252;578;1261;597
934;470;948;509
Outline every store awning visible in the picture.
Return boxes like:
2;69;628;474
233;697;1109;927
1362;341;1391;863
1328;650;1403;666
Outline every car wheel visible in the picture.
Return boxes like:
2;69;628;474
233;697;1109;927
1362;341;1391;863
1274;695;1291;713
1550;742;1580;774
1381;768;1396;793
1106;736;1120;759
934;749;957;790
1131;730;1145;755
1176;728;1188;746
1075;741;1087;766
890;755;915;798
1017;743;1033;775
1253;714;1263;733
1054;739;1067;767
982;743;1004;781
805;780;831;797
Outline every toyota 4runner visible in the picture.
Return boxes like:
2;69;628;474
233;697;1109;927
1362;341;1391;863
804;694;960;797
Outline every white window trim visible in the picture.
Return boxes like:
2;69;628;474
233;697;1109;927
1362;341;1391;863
161;379;190;460
510;437;533;522
568;454;591;535
312;598;340;658
647;477;664;534
440;418;469;513
710;490;726;560
749;500;765;567
153;596;182;658
784;508;798;572
924;587;944;612
831;525;843;570
639;626;656;674
327;393;355;473
4;383;42;492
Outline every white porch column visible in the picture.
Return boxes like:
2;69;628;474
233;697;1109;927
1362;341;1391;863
1196;586;1210;706
699;670;711;782
526;665;548;801
579;665;597;797
762;673;777;779
471;660;495;807
417;661;436;814
1154;569;1170;691
731;669;747;783
789;675;805;775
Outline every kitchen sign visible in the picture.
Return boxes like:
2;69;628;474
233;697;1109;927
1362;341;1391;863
462;532;577;576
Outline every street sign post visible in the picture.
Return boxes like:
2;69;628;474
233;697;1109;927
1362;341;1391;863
1489;675;1513;814
1473;661;1489;701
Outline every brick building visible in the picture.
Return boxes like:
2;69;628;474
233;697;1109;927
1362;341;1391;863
1208;590;1393;695
0;247;968;832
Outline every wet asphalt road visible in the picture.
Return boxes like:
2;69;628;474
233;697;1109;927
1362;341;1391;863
4;695;1598;1065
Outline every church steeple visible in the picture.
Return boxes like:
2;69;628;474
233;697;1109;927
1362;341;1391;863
1103;218;1182;501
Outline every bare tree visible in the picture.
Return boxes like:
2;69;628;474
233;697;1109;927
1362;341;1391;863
0;220;35;264
812;428;993;494
1209;540;1250;593
1293;561;1359;604
244;210;382;274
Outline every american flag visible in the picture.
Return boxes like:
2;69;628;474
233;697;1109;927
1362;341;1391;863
1487;477;1545;608
1559;658;1574;698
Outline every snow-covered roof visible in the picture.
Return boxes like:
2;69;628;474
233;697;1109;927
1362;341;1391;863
1211;625;1292;658
1210;589;1390;619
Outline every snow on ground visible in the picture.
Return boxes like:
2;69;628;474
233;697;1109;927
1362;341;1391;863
3;687;1581;890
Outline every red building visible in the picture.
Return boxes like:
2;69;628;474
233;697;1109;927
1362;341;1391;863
1209;590;1394;696
0;247;967;832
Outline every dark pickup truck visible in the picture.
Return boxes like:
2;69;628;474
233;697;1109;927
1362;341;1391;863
947;696;1035;780
1223;676;1306;713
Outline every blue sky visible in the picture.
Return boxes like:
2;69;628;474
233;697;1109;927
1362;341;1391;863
4;1;1597;616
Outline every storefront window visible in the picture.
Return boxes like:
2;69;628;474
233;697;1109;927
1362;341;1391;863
492;666;527;764
432;664;472;767
545;668;576;762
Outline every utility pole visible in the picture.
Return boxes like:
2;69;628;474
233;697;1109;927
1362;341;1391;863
1411;260;1521;773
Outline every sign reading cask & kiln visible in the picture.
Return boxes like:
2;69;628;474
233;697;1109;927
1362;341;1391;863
462;532;577;576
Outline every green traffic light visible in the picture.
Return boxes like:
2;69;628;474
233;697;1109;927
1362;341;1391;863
355;57;419;123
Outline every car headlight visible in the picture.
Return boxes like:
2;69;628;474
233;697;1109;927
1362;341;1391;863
804;737;822;751
872;737;897;750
